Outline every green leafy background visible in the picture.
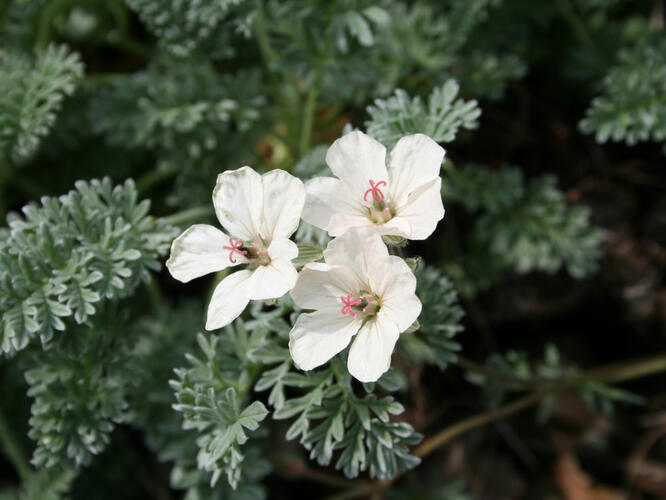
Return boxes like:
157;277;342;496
1;0;665;498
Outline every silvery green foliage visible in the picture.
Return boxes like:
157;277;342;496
399;266;464;370
0;45;83;162
445;164;525;213
129;302;269;500
263;0;391;104
292;144;328;179
171;328;271;490
0;0;616;497
0;470;75;500
124;0;246;56
245;301;422;481
466;344;643;422
267;0;390;50
366;80;481;147
375;1;526;99
476;174;604;278
90;59;263;162
580;36;666;148
25;310;134;469
0;178;174;354
447;165;604;279
458;52;526;101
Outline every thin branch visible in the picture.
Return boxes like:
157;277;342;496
554;0;598;54
0;407;31;481
136;164;180;194
160;205;212;227
325;351;666;500
299;74;320;158
455;355;546;388
414;391;544;459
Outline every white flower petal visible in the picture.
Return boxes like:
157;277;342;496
347;316;400;382
290;264;361;310
376;217;412;238
393;178;444;240
213;166;263;241
327;212;377;238
388;134;445;207
325;130;389;200
267;237;298;261
302;177;364;232
260;169;305;240
289;309;361;371
377;256;421;332
250;257;298;300
323;228;390;292
206;270;254;330
166;224;240;283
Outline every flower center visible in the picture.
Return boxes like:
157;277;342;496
363;178;394;224
340;293;362;317
339;291;380;320
223;237;248;263
364;179;387;203
223;237;270;266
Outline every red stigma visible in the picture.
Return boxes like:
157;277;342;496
363;179;387;203
340;293;362;317
223;237;248;263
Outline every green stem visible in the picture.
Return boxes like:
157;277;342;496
160;205;212;227
136;164;180;194
554;0;598;54
299;75;319;158
326;351;666;500
573;352;666;385
0;407;31;481
424;352;666;459
105;32;154;60
415;391;544;460
455;355;545;388
253;3;280;74
458;352;666;390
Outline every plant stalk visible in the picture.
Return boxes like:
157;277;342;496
326;351;666;500
299;76;319;158
160;205;212;227
0;408;31;481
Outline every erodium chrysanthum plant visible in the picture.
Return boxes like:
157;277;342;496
168;131;432;381
3;1;664;498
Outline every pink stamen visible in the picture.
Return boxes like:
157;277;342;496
340;293;362;317
223;237;248;264
363;179;387;203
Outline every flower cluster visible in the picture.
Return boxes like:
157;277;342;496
167;130;446;381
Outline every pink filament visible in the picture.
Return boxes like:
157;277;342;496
363;179;387;203
223;237;248;263
340;293;362;317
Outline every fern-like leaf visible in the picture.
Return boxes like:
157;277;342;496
365;80;481;147
580;36;666;147
0;178;174;354
0;44;83;162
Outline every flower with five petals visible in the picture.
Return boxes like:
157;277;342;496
302;130;446;241
288;228;422;382
166;166;305;330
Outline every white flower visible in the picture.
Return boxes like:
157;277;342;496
288;228;422;382
302;130;446;240
166;167;305;330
